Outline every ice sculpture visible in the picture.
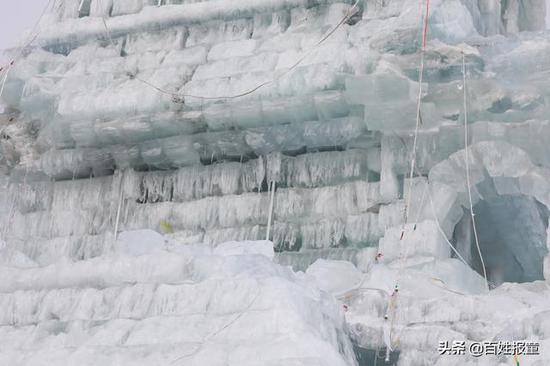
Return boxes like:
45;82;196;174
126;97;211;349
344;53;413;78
1;0;550;365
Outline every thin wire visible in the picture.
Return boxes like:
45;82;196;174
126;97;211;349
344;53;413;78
403;0;430;233
388;130;496;288
395;0;430;279
5;0;359;104
169;286;261;365
145;1;359;100
386;0;430;349
98;0;360;102
378;57;493;353
0;67;11;101
2;0;54;68
0;0;55;101
462;52;489;291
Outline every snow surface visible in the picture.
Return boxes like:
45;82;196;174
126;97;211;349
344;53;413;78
0;236;357;366
337;259;550;366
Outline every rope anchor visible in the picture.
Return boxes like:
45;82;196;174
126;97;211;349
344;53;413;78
171;95;185;104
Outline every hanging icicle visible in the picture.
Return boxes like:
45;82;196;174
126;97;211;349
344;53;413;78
265;180;276;241
113;170;125;242
265;180;275;240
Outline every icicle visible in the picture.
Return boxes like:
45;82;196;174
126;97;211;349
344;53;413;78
113;170;125;241
257;155;266;193
265;180;276;241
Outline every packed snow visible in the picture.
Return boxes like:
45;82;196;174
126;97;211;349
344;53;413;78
0;236;357;366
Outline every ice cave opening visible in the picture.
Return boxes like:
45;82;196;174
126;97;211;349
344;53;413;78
453;194;549;287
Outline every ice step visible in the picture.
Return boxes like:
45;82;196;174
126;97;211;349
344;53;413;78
33;116;368;179
55;111;207;149
5;149;380;214
0;252;193;293
5;206;388;265
381;120;550;178
0;277;272;326
6;234;113;266
275;248;367;272
43;89;351;151
168;211;384;249
4;180;383;239
4;180;385;261
184;65;348;107
37;0;354;47
0;256;355;365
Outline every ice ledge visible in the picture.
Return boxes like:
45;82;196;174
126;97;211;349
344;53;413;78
37;0;353;47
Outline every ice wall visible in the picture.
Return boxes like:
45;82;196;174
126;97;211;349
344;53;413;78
1;0;550;363
0;0;549;273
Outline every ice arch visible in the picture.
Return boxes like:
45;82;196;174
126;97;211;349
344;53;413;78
428;141;550;286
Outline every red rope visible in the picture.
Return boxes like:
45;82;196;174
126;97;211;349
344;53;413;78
422;0;430;48
387;0;431;349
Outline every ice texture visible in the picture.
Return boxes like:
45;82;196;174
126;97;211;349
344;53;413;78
2;0;550;364
328;258;550;366
0;238;358;366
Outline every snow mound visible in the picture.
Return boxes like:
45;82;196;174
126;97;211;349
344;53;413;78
338;260;550;365
0;235;357;366
116;229;167;256
306;259;363;297
213;240;275;259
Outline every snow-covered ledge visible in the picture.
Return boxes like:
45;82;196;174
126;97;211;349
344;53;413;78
36;0;354;47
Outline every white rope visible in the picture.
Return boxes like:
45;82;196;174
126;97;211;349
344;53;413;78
462;52;489;291
387;131;492;287
0;66;12;101
0;0;55;102
400;0;432;227
394;0;431;279
385;0;431;350
78;0;86;13
403;54;425;223
383;319;392;361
